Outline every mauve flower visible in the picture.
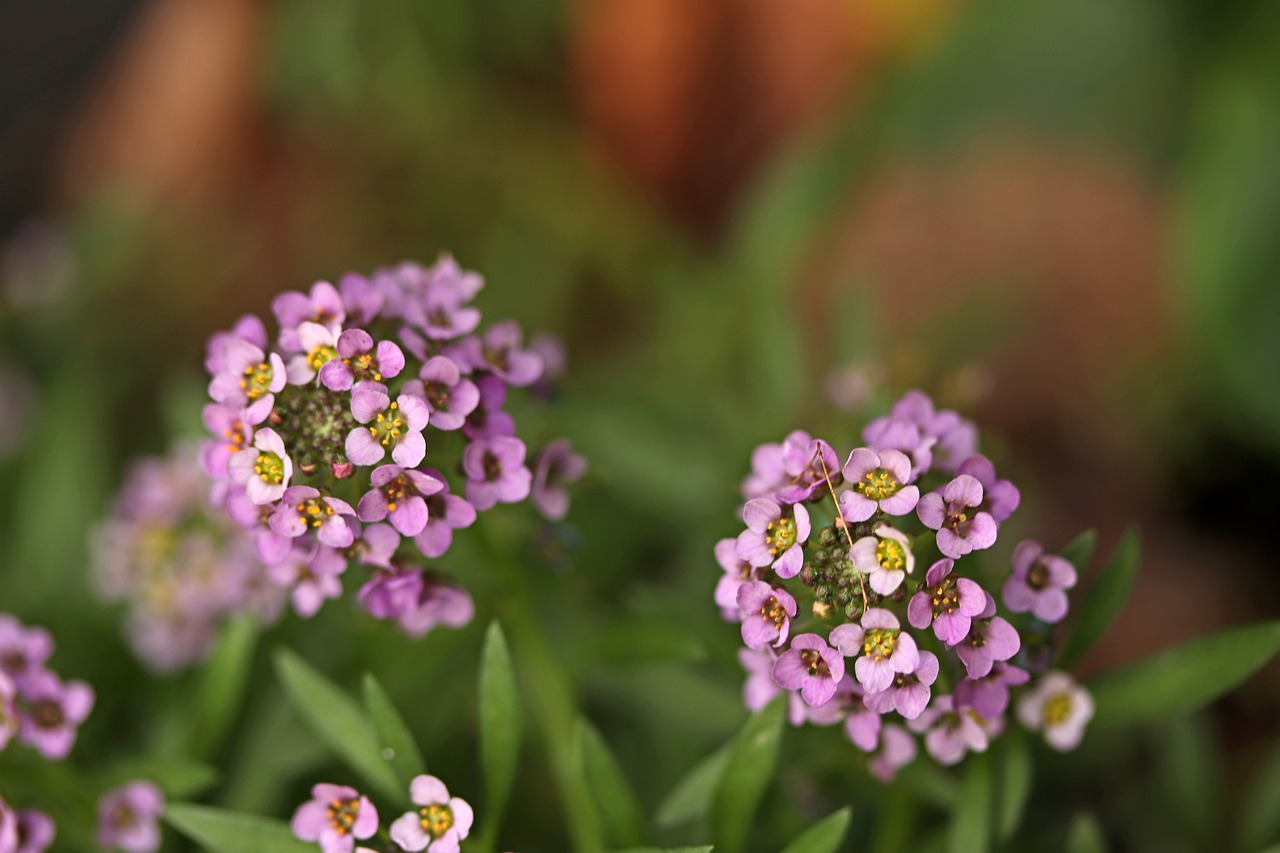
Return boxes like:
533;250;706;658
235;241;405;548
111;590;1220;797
849;524;915;595
907;694;995;766
97;781;163;853
0;802;16;852
1003;540;1078;623
285;322;341;385
0;674;16;750
462;436;531;510
0;615;53;688
773;633;846;707
844;698;884;752
774;436;841;504
204;314;267;375
397;580;474;638
15;809;55;853
17;670;93;760
358;569;426;621
402;356;480;431
885;390;977;473
864;650;939;720
356;466;444;537
956;593;1021;679
346;388;429;468
740;432;801;500
916;474;997;559
1016;671;1094;751
455;321;542;387
734;498;810;579
413;471;476;558
739;648;781;712
349;523;401;569
790;674;860;727
953;663;1030;720
390;775;474;853
273;281;346;352
208;339;286;408
268;544;346;619
840;449;920;522
291;783;378;853
402;257;483;340
338;272;385;325
461;375;516;440
955;455;1020;523
200;398;272;479
907;559;987;645
530;440;587;522
319;329;405;391
228;428;293;505
736;582;796;650
869;724;917;781
714;538;762;620
271;487;355;549
862;415;934;476
831;608;921;695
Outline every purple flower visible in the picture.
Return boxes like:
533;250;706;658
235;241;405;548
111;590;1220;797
1016;671;1094;751
16;670;94;760
907;694;998;766
773;633;846;707
869;724;917;781
0;802;15;853
734;498;810;579
346;388;429;468
397;579;475;638
831;608;920;695
268;545;347;619
402;257;483;340
390;775;474;853
208;339;286;408
462;436;531;510
200;398;271;479
401;356;480;431
285;322;341;385
1003;540;1078;623
0;673;16;750
849;524;914;595
291;783;378;853
844;696;884;751
953;663;1030;720
97;781;164;853
530;440;587;522
204;314;267;375
358;569;426;621
461;375;516;440
270;487;355;548
228;428;293;505
455;321;542;387
740;432;802;500
338;272;385;325
356;466;444;537
916;474;997;559
413;471;476;558
774;437;841;504
736;582;796;650
954;455;1020;522
839;448;920;521
349;523;401;569
864;650;939;720
862;415;934;475
272;281;346;351
714;538;762;619
0;615;53;688
791;675;861;728
15;809;55;853
319;329;405;391
884;390;977;473
738;648;781;712
955;593;1021;679
906;559;986;645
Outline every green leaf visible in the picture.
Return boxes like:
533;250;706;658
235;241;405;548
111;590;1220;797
1090;620;1280;725
478;622;522;847
164;803;314;853
1057;529;1097;573
108;758;219;799
189;615;259;760
362;673;426;786
1058;529;1141;668
608;848;713;853
576;719;649;848
995;732;1033;842
655;744;731;828
1238;734;1280;851
1066;812;1108;853
711;696;786;853
273;649;402;802
780;807;852;853
948;751;991;853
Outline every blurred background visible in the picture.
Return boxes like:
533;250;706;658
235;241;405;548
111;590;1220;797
2;0;1279;851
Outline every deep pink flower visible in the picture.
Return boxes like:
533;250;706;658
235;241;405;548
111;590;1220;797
530;440;587;522
402;356;479;431
773;634;845;708
15;808;55;853
864;650;939;720
955;593;1021;679
397;579;474;638
16;670;93;760
356;466;444;537
291;783;378;853
736;582;796;650
97;781;164;853
390;775;474;853
831;608;920;695
228;428;293;505
840;449;920;521
734;498;810;579
954;663;1030;720
462;437;531;510
461;375;516;440
272;281;345;352
346;388;429;468
455;321;542;387
916;474;997;559
0;615;53;689
412;471;476;558
319;329;405;391
907;694;999;766
1003;539;1077;623
907;559;987;645
955;455;1020;523
270;487;356;549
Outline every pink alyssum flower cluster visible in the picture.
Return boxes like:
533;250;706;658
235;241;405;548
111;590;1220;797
717;391;1092;778
292;774;472;853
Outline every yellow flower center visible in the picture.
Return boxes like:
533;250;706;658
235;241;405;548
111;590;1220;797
254;451;285;484
307;345;337;371
760;597;788;629
326;798;360;835
765;517;797;556
419;804;454;839
862;628;898;661
876;538;907;571
800;648;830;677
1043;692;1073;726
855;468;901;501
930;575;960;616
368;401;405;446
296;497;335;528
239;361;274;399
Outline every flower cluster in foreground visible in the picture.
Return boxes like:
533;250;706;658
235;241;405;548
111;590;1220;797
292;774;472;853
718;391;1093;777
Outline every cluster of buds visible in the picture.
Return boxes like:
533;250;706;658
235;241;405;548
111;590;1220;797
201;256;585;636
718;391;1093;778
292;774;474;853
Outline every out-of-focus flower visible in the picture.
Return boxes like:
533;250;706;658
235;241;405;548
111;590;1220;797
390;775;473;853
1017;671;1094;751
97;781;164;853
291;783;377;853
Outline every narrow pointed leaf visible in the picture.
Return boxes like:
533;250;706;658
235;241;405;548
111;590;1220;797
609;848;713;853
711;695;786;853
273;649;402;802
780;807;852;853
1057;529;1097;573
363;673;426;786
189;615;259;759
1240;737;1280;851
109;758;219;799
164;803;313;853
1090;620;1280;725
948;751;990;853
478;622;522;846
655;744;731;828
1058;530;1140;667
996;732;1033;841
576;719;649;848
1066;813;1107;853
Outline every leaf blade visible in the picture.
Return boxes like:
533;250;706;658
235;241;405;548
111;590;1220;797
711;696;786;853
362;673;426;787
478;622;522;848
576;718;649;848
164;803;314;853
188;614;259;760
948;751;991;853
655;744;732;828
780;807;852;853
1058;529;1141;668
995;731;1033;842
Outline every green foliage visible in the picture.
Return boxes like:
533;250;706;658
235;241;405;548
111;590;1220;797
655;744;732;828
575;719;649;848
779;807;852;853
994;731;1033;843
948;752;991;853
710;696;786;853
1066;813;1108;853
1240;737;1280;852
164;803;313;853
1057;530;1097;575
189;615;260;760
362;673;427;786
1058;530;1141;668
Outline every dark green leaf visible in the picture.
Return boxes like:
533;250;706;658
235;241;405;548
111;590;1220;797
996;731;1033;842
1066;812;1107;853
948;751;990;853
1057;529;1097;573
654;744;731;828
780;807;852;853
1238;734;1280;851
189;615;259;760
608;848;713;853
1091;621;1280;725
478;622;522;847
711;696;786;853
273;649;402;802
108;758;219;800
362;673;426;787
164;803;313;853
1058;529;1141;668
576;719;649;848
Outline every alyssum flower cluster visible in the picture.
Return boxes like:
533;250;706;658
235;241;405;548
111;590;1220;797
717;391;1093;778
292;774;474;853
201;255;585;637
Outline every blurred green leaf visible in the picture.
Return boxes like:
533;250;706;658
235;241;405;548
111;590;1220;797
189;615;259;760
780;807;852;853
711;696;786;853
478;622;522;849
949;751;991;853
1066;812;1108;853
1091;621;1280;725
609;848;713;853
655;744;731;828
1058;530;1141;668
1058;530;1097;573
1159;715;1220;850
995;731;1033;842
273;648;402;802
1239;736;1280;852
164;803;313;853
898;759;959;809
362;673;426;788
576;718;649;848
108;758;219;800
